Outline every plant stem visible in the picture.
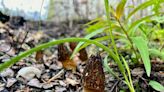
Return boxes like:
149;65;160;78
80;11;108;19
116;18;138;64
104;0;120;59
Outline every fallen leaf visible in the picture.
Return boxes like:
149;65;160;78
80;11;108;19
131;67;144;77
6;78;17;87
43;82;57;89
0;28;6;33
66;78;79;86
0;83;5;91
55;87;67;92
59;80;67;87
49;64;62;70
0;68;14;77
16;66;42;81
27;78;42;88
32;31;44;41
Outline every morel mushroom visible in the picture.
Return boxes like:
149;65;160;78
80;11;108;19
82;54;105;92
79;48;88;61
35;50;44;62
58;43;77;72
69;42;88;61
69;42;77;51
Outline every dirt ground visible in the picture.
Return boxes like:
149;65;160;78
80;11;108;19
0;16;163;92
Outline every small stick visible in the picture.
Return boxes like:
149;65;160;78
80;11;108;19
109;80;119;92
47;69;64;83
17;31;29;54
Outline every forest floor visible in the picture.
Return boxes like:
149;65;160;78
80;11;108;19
0;16;163;92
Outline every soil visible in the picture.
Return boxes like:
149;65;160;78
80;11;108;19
0;16;163;92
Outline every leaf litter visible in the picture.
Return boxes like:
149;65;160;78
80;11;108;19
0;17;163;92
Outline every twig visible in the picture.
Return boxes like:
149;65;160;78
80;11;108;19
17;31;29;54
110;80;119;92
47;69;64;83
138;75;148;86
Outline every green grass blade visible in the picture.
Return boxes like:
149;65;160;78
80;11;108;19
127;0;164;19
103;56;119;79
84;17;102;27
104;0;119;58
128;14;158;33
149;80;164;91
0;37;119;72
104;0;110;21
121;56;135;92
132;36;151;77
70;28;105;58
78;36;110;52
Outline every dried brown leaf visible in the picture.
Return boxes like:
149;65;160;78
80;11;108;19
16;67;42;81
65;78;79;86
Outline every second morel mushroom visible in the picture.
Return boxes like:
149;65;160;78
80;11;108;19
69;42;88;61
58;43;77;72
82;54;105;92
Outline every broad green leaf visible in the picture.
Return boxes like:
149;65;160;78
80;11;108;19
132;37;151;77
116;0;127;19
149;80;164;91
127;0;164;19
